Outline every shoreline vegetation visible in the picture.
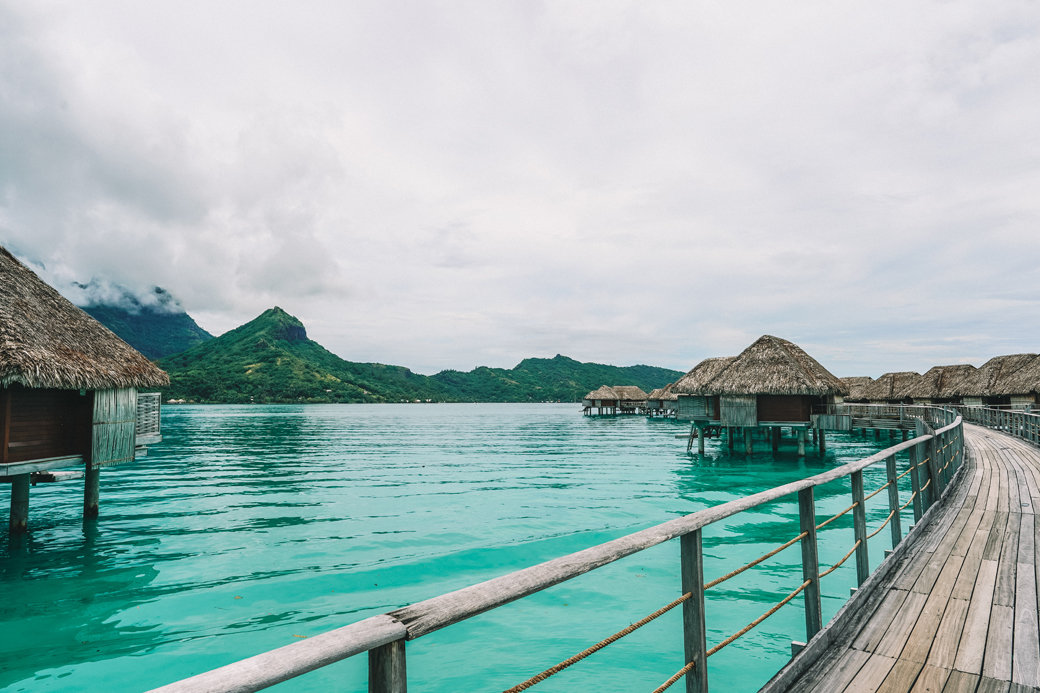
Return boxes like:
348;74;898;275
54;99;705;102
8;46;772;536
153;307;681;404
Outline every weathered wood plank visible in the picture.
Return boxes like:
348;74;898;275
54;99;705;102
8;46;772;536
981;604;1015;682
925;598;968;670
876;658;924;693
954;558;999;674
901;587;954;664
798;647;869;692
940;670;979;693
1012;561;1040;688
852;588;911;653
876;591;928;659
993;512;1021;607
842;653;898;692
909;664;950;693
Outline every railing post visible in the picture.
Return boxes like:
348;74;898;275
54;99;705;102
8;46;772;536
885;455;902;549
851;471;869;585
909;444;924;522
798;487;822;639
369;639;407;693
681;530;708;693
925;436;942;502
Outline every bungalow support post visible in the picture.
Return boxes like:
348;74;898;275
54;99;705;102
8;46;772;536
84;461;100;519
10;473;29;533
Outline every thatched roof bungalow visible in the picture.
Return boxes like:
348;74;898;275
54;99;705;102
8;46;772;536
905;364;978;404
960;354;1038;407
698;335;847;426
673;356;735;422
993;354;1040;409
840;377;874;403
1;246;168;530
645;383;678;416
860;372;921;404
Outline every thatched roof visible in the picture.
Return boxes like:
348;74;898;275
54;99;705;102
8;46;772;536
0;246;169;390
996;354;1040;396
672;357;737;395
584;385;618;400
695;336;847;396
647;382;678;401
859;371;921;402
840;376;874;401
612;385;648;401
906;364;978;399
962;353;1039;396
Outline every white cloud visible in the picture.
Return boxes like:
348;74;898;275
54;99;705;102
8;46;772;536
2;0;1039;375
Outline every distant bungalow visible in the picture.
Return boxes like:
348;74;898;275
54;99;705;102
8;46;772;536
991;354;1040;409
860;371;921;404
0;247;168;532
905;364;977;405
840;376;874;403
675;336;847;455
960;354;1037;407
644;383;677;417
581;385;648;416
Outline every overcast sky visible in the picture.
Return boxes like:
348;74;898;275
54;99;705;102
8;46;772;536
3;1;1039;377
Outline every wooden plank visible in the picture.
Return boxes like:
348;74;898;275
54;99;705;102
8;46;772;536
910;664;950;693
876;591;928;659
841;653;898;692
954;559;999;674
926;598;968;670
901;586;955;664
852;588;911;653
941;670;979;693
993;512;1021;607
981;604;1014;682
952;528;994;600
680;530;708;693
876;658;924;693
985;511;1010;561
799;647;869;692
368;639;406;693
1012;561;1040;688
975;677;1011;693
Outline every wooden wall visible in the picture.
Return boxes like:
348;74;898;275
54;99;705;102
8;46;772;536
758;395;812;423
93;388;138;467
1;386;93;463
720;395;757;427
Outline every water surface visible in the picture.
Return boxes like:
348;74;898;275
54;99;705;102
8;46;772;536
0;404;912;691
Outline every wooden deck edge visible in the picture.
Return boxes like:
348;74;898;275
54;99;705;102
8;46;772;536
758;443;975;693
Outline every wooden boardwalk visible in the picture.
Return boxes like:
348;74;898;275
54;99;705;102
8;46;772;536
775;423;1040;692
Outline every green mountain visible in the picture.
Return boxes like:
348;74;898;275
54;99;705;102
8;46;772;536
158;307;682;404
78;284;213;359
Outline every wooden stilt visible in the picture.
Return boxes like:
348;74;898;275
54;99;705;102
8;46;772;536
771;427;780;453
10;474;29;533
727;428;734;451
744;428;753;455
902;430;908;441
818;428;826;454
797;429;806;457
84;462;100;519
697;425;705;455
686;422;696;453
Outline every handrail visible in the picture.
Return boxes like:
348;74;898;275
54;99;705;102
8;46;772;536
151;406;966;693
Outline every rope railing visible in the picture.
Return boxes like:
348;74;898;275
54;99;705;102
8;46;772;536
865;510;897;540
863;480;892;502
705;579;812;657
652;662;697;693
899;490;918;512
819;540;862;579
816;502;858;531
501;592;693;693
705;531;808;590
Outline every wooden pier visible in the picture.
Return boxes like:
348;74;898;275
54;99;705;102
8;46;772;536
765;421;1040;692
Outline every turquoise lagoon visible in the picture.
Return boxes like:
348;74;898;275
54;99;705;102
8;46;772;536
0;404;913;692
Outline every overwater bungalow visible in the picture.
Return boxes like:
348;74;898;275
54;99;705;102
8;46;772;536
676;337;847;455
960;353;1037;407
905;364;977;405
672;356;736;423
644;383;677;417
582;386;619;415
839;376;874;403
613;385;649;414
0;246;168;532
860;371;921;404
992;354;1040;410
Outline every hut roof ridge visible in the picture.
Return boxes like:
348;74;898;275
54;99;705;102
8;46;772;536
700;335;847;396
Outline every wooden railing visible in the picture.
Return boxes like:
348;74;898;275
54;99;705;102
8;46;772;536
151;406;965;693
956;406;1040;446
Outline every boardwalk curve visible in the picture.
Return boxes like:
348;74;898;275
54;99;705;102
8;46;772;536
764;423;1040;693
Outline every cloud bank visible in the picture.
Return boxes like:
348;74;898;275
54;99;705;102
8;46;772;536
2;1;1039;376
